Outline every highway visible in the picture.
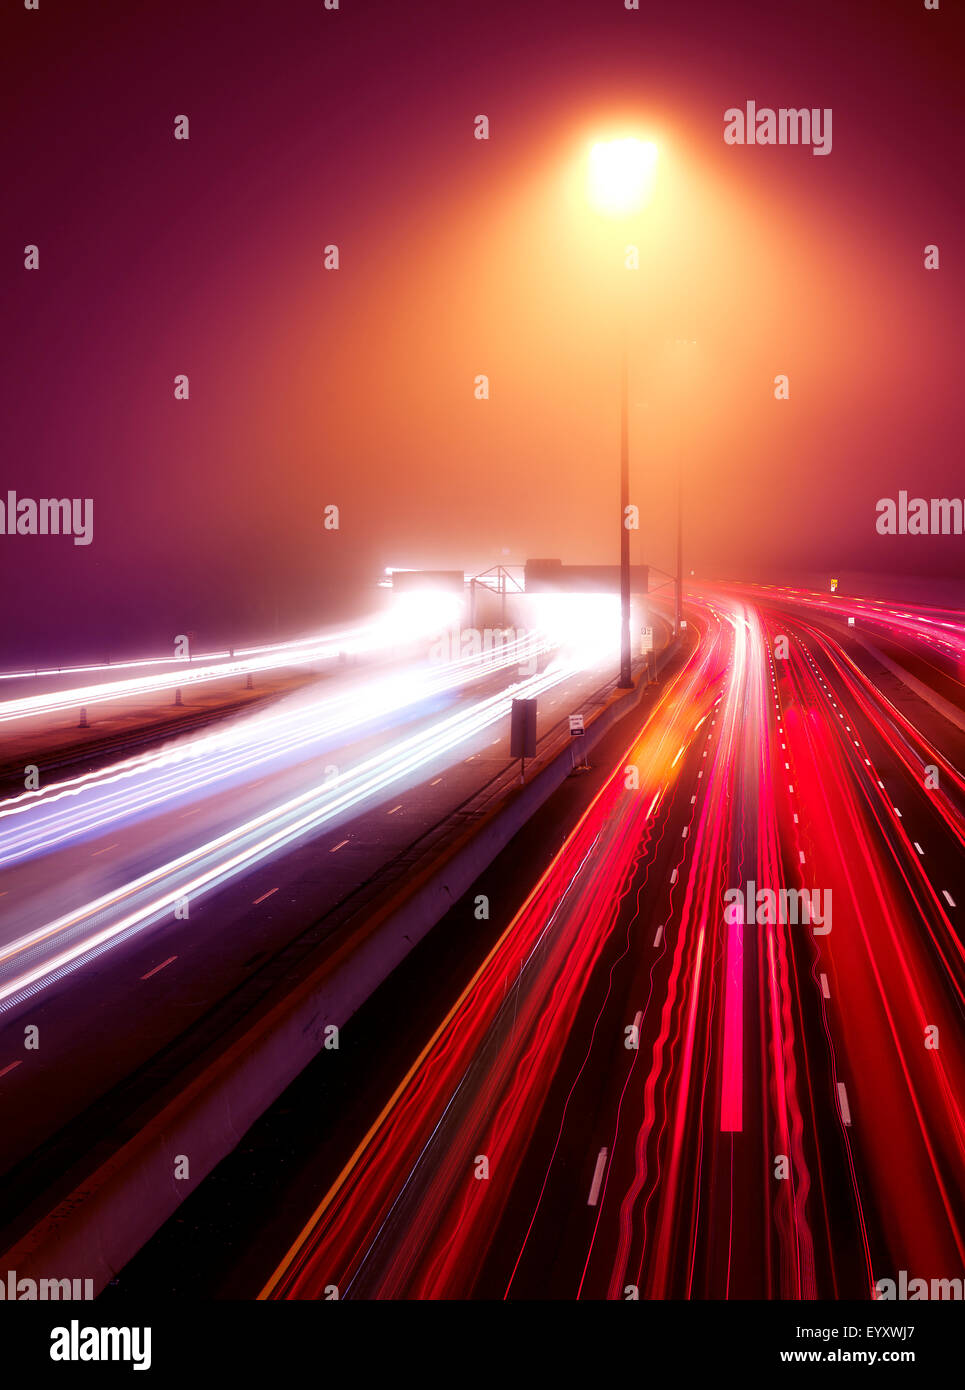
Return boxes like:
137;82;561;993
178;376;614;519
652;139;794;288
0;594;641;1194
252;588;964;1300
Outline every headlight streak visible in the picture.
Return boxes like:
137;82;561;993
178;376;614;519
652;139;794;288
0;593;469;723
0;633;551;868
0;640;605;1009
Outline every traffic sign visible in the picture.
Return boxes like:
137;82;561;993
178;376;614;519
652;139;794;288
640;627;654;653
569;713;585;737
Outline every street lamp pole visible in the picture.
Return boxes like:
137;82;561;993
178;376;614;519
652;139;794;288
588;136;657;692
675;460;683;636
619;315;633;687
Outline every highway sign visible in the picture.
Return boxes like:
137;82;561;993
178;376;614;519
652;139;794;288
568;713;585;737
640;627;654;653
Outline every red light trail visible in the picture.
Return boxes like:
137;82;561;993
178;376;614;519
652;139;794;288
262;588;964;1300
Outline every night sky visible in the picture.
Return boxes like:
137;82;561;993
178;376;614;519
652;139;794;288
3;0;962;662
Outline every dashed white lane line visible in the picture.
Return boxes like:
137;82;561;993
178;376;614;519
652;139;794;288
653;925;664;947
837;1082;852;1126
0;1061;23;1079
253;887;278;905
943;890;957;908
670;868;678;884
431;777;442;786
799;850;806;864
330;838;350;852
388;804;403;814
820;973;830;1000
914;842;924;855
141;955;177;981
91;843;119;856
587;1148;608;1206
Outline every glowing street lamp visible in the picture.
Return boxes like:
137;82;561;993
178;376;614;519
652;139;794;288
589;137;658;687
589;138;658;216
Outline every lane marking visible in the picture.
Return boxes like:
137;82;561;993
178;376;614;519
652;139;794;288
943;890;956;908
388;805;403;814
0;1060;23;1079
253;887;278;905
141;955;177;981
91;843;119;857
653;925;664;947
587;1148;608;1206
330;839;349;852
820;973;830;999
837;1081;852;1126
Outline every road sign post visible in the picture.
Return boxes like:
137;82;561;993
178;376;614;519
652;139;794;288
640;626;656;684
510;697;538;783
568;712;587;770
